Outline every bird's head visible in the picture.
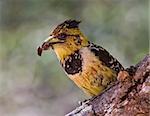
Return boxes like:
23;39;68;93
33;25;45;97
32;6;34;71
38;20;89;61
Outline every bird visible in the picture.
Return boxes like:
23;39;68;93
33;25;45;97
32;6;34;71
37;19;124;97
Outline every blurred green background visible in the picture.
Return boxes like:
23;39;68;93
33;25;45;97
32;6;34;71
0;0;148;116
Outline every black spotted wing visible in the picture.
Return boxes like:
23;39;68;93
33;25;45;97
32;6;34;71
88;43;124;74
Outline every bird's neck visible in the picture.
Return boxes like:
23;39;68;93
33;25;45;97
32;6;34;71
53;45;81;62
53;41;89;62
54;46;77;61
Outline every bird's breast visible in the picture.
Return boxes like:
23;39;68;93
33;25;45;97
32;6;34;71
61;50;83;75
61;47;117;96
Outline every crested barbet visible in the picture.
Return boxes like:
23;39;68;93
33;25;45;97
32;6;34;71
37;20;124;97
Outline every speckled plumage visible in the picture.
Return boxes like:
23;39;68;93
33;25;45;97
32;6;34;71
61;43;124;96
38;20;124;97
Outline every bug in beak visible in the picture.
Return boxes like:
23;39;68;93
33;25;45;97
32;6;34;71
37;35;64;56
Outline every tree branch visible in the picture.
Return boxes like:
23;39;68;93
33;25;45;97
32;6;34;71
66;55;150;116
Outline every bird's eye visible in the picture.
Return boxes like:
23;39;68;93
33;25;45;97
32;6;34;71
57;34;67;40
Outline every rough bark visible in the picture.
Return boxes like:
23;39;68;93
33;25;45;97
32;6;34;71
66;55;150;116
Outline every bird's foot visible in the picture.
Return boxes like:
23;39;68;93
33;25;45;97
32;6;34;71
78;99;90;105
125;65;137;76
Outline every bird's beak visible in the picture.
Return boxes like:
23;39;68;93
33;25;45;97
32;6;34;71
44;35;64;45
37;35;64;56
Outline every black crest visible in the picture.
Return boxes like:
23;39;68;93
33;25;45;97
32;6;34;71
52;20;81;35
64;20;81;28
